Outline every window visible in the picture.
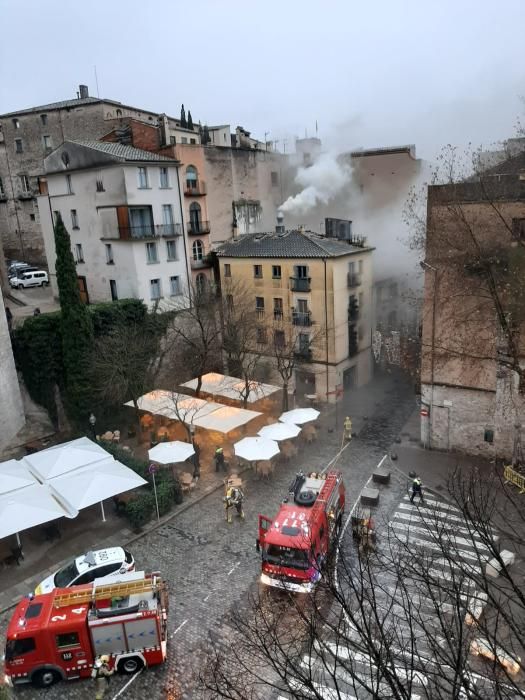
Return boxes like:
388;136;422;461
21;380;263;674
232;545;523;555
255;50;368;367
30;213;35;221
254;264;263;279
70;209;79;229
56;632;80;649
297;299;308;313
66;174;73;194
166;239;177;260
74;243;84;263
109;279;118;301
170;275;181;296
0;177;4;196
192;239;203;261
150;278;162;300
196;273;207;293
137;167;148;189
5;637;36;661
96;178;105;192
15;138;23;153
186;165;198;190
298;333;310;352
146;241;158;263
224;263;231;277
181;137;188;144
358;260;364;274
105;243;114;264
190;138;196;145
484;429;494;443
162;204;175;235
273;297;283;319
159;167;170;188
271;171;279;186
255;297;265;311
170;136;176;145
225;293;234;310
20;175;30;193
25;603;43;620
512;218;525;241
40;114;47;126
295;265;308;279
272;265;281;279
274;329;285;348
43;135;52;150
189;202;202;232
12;118;20;129
256;327;267;344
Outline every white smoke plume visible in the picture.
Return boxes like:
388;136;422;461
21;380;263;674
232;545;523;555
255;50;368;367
279;152;352;216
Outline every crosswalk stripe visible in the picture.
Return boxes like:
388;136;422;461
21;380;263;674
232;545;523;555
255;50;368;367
397;503;499;540
388;526;481;561
402;494;462;513
389;521;491;553
290;675;357;699
392;511;494;545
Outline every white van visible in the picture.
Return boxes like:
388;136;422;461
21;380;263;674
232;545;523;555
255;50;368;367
9;270;49;289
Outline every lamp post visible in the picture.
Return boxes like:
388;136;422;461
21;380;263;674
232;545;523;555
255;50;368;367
89;413;96;441
420;261;438;449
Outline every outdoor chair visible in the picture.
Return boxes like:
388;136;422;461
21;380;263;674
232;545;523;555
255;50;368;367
281;441;298;461
258;460;273;480
112;430;120;443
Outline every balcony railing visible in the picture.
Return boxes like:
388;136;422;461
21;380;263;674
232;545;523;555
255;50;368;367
292;310;312;327
104;224;182;240
290;276;311;292
256;308;265;319
348;327;358;357
273;309;283;321
184;181;206;196
347;273;362;288
190;254;212;269
348;305;360;323
294;347;312;361
187;220;211;235
18;190;34;201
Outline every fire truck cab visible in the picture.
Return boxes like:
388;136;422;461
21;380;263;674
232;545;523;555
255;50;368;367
257;470;345;593
4;571;168;688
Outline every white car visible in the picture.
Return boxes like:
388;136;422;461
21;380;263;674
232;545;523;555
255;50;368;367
9;270;49;289
35;547;135;595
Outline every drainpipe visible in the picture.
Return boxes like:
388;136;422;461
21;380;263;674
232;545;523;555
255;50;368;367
323;258;329;402
175;166;191;293
421;260;438;449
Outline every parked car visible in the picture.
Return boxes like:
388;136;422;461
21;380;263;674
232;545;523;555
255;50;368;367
8;266;38;279
9;270;49;289
35;547;135;594
8;261;31;275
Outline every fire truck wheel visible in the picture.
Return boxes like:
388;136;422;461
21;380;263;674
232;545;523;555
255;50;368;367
32;668;60;688
118;656;144;674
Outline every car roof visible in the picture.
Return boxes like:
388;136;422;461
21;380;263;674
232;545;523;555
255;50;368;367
74;547;125;574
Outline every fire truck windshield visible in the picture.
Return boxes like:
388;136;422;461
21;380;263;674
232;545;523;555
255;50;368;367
5;637;36;661
264;544;309;570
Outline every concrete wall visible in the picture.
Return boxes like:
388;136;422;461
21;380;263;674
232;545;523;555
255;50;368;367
0;288;25;451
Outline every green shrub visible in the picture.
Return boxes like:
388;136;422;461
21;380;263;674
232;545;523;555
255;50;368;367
155;481;174;516
125;492;155;530
98;441;149;480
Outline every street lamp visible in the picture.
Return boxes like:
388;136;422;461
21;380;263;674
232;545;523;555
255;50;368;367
420;261;439;449
89;413;96;441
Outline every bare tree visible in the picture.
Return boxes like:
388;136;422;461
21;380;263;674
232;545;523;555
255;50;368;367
199;468;525;700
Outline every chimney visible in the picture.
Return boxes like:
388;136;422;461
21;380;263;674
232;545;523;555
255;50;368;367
276;211;285;233
79;85;89;99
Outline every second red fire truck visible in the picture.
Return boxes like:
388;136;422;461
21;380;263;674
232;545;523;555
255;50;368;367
4;571;168;688
257;470;345;593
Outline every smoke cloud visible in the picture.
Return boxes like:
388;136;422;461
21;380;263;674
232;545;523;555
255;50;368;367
279;152;352;216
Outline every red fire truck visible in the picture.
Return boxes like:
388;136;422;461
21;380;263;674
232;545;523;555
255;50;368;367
4;571;168;688
257;470;345;593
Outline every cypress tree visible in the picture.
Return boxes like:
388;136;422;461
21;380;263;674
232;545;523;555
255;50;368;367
54;212;94;424
180;104;187;129
187;110;194;131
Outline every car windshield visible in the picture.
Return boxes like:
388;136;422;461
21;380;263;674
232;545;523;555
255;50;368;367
264;544;310;570
54;560;80;588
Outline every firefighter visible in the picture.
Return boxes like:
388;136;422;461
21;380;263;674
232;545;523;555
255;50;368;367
410;476;424;503
344;416;352;442
224;486;244;523
214;447;226;472
93;655;114;699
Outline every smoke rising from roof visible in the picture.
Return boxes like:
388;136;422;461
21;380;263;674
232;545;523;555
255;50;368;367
279;153;352;216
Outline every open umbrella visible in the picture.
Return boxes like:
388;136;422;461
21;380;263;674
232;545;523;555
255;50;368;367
23;436;109;481
234;437;280;462
279;408;320;425
0;484;76;540
148;441;195;464
0;460;36;495
258;422;301;442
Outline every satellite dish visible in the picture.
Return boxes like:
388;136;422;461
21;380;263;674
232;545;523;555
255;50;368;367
61;152;70;167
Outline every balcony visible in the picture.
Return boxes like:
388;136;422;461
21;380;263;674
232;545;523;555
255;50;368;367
104;224;182;240
348;304;360;323
187;220;211;235
290;276;311;292
347;273;362;288
292;310;312;327
348;326;358;357
184;181;207;197
273;310;283;321
18;191;34;201
294;347;312;361
190;253;212;269
256;308;265;320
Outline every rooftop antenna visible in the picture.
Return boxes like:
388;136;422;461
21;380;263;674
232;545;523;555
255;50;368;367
315;120;318;137
94;65;100;98
264;131;270;152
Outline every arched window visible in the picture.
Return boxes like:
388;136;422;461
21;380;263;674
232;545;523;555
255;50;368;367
116;109;122;118
196;273;207;293
189;202;201;233
192;239;203;261
186;165;198;190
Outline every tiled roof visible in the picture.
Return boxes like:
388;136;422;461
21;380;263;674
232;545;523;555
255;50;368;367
69;140;176;162
217;230;372;259
1;97;105;117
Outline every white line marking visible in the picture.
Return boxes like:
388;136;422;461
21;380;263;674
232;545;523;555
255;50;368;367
227;561;240;576
203;593;210;602
111;667;143;699
389;521;490;552
392;511;491;542
403;494;461;513
171;618;188;637
388;526;481;561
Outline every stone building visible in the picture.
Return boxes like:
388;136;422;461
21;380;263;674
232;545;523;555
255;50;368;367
217;214;374;401
420;153;525;458
0;86;199;265
0;287;25;452
38;140;189;309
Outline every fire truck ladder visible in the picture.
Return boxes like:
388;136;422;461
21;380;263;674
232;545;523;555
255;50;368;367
311;471;341;521
52;575;165;608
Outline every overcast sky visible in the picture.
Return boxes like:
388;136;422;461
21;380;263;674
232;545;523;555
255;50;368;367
1;0;524;161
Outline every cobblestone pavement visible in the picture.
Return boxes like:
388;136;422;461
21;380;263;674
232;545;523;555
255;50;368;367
0;373;416;700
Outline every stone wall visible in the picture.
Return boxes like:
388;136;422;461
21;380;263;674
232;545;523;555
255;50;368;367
0;289;25;451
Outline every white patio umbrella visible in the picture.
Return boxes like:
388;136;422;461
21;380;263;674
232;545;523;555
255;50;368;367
23;436;109;481
0;460;37;495
234;437;280;462
148;441;195;464
258;422;301;442
0;483;76;543
279;408;320;425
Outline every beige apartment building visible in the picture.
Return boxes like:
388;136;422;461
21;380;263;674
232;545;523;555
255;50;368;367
218;215;374;401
